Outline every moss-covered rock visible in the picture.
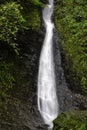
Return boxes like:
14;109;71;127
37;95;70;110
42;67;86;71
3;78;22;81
53;110;87;130
0;0;43;55
0;28;45;130
0;0;43;101
54;0;87;94
20;0;42;30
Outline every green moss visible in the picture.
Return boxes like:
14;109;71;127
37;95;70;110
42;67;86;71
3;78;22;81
0;62;15;100
0;0;42;55
54;0;87;94
19;0;44;30
53;110;87;130
0;2;25;55
0;0;43;105
22;7;41;30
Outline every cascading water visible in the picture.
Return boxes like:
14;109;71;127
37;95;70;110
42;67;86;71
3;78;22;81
37;0;59;129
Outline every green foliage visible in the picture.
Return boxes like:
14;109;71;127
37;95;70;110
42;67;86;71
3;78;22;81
0;0;43;104
19;0;42;29
0;0;43;53
0;2;25;54
31;0;44;6
55;0;87;94
0;62;15;99
23;8;40;29
53;111;87;130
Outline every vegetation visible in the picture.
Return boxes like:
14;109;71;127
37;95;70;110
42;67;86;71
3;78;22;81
54;0;87;94
53;110;87;130
0;62;15;102
0;2;25;54
0;0;43;103
0;0;87;129
0;0;43;54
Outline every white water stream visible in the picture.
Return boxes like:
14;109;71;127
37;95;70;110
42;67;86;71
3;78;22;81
37;0;59;129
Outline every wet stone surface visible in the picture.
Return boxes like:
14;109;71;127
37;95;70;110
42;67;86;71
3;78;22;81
0;28;87;130
53;29;87;113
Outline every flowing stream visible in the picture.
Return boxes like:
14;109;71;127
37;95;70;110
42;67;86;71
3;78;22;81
37;0;59;129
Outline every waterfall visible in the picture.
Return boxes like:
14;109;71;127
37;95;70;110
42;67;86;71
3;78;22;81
37;0;59;129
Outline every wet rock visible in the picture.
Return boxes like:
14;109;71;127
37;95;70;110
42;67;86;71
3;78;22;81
0;29;46;130
53;28;87;113
0;20;87;130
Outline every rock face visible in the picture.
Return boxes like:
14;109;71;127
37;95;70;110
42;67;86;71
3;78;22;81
53;29;87;113
0;26;87;130
0;29;48;130
54;0;87;94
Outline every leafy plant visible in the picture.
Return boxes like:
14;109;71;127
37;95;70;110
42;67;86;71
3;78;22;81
53;111;87;130
54;0;87;94
0;2;25;54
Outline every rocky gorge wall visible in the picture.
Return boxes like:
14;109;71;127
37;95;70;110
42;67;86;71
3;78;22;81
0;28;49;130
53;0;87;129
0;0;87;130
0;25;87;130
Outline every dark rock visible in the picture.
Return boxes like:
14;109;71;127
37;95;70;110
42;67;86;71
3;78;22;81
53;28;87;113
0;10;87;130
0;29;46;130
